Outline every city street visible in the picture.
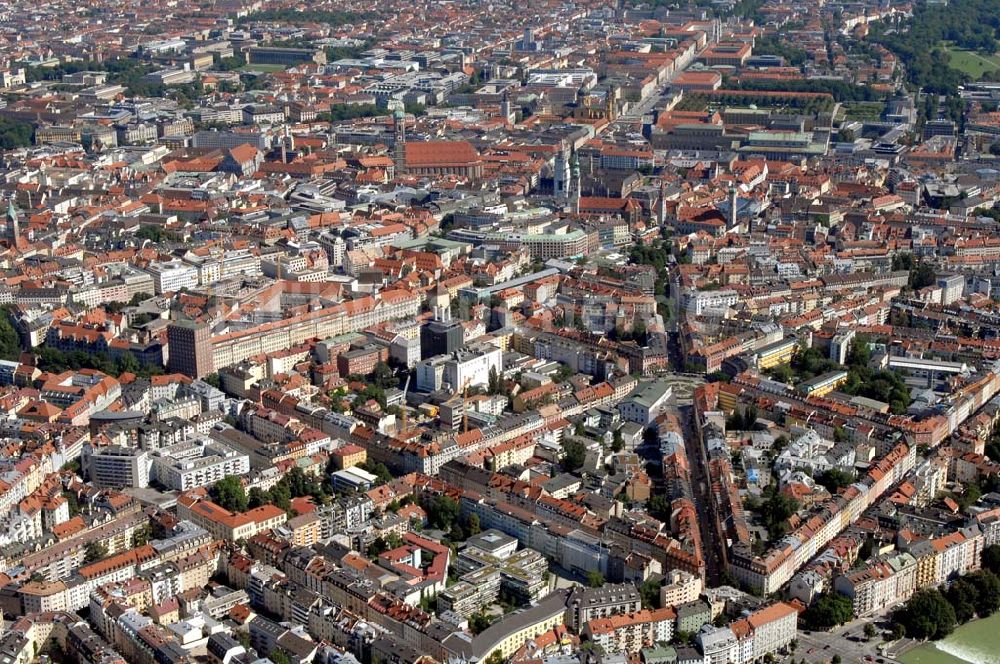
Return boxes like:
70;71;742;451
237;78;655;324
793;620;904;664
677;402;726;586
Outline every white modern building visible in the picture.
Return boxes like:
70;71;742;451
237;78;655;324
144;260;199;294
618;380;672;425
82;445;150;488
150;439;250;491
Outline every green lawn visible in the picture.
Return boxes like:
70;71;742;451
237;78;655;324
237;63;289;73
945;45;1000;79
842;101;885;121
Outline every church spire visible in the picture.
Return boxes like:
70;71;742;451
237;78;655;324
6;198;20;246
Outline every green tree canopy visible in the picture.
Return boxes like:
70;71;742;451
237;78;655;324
801;592;853;630
895;589;957;640
562;439;587;472
210;475;248;512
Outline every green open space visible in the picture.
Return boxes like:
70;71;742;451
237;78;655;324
900;611;1000;664
944;43;1000;79
841;101;885;121
237;63;289;73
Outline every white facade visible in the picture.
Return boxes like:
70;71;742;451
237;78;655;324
150;440;250;491
144;260;199;294
83;445;150;489
443;345;503;392
684;288;740;315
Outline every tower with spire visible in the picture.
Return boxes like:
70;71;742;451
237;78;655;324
392;107;406;177
728;185;738;229
554;150;570;200
5;199;20;247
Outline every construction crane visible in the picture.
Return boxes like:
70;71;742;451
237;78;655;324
462;377;471;434
400;373;411;436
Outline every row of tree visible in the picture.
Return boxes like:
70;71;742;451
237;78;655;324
35;345;164;378
210;467;329;515
729;78;885;103
236;8;370;25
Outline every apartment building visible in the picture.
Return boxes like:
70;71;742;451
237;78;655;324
697;625;738;664
82;445;150;489
747;602;798;662
149;440;250;491
565;583;642;632
437;566;501;617
833;552;917;617
910;526;983;588
177;493;287;541
583;607;676;653
660;569;703;609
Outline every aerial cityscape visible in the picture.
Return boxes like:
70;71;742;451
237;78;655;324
3;1;1000;664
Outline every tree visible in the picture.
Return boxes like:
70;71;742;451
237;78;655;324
366;533;404;559
909;261;936;290
84;541;108;564
235;631;251;650
553;364;574;383
647;494;671;521
611;428;624;453
863;623;877;640
204;373;222;389
801;592;854;630
210;475;248;512
248;487;269;509
488;367;501;395
967;570;1000;617
816;468;855;493
831;656;841;664
466;513;481;536
269;651;291;664
469;612;494;635
895;589;956;640
372;361;397;389
945;577;978;623
269;482;291;512
133;523;152;547
357;460;392;485
63;490;81;517
0;117;33;149
587;570;605;588
0;311;21;361
640;578;661;609
424;494;460;531
983;544;1000;575
562;439;587;472
846;338;871;368
757;486;798;540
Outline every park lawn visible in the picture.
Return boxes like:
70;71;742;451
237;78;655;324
237;63;289;73
945;45;1000;79
842;101;885;121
